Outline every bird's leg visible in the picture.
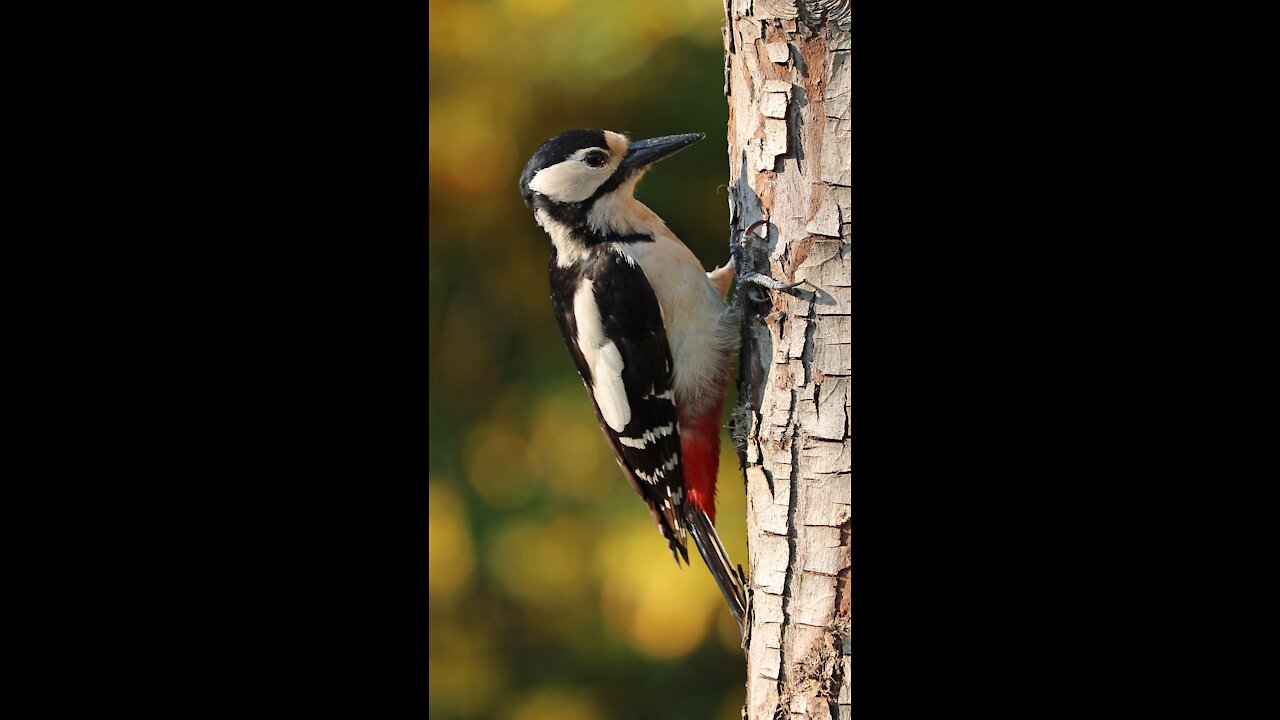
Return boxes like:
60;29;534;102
744;272;805;291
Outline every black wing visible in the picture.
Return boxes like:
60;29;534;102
549;246;689;563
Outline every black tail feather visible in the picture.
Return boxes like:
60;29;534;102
682;504;747;633
668;533;690;566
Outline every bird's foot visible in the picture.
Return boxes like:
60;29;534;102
734;220;809;301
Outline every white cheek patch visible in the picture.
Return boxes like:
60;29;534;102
573;280;631;432
528;161;602;203
528;142;626;204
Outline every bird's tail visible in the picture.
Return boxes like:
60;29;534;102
682;502;747;634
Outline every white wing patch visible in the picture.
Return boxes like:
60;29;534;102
592;343;629;432
573;279;631;432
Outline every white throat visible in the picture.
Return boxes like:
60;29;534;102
536;187;669;268
586;179;667;238
535;209;589;266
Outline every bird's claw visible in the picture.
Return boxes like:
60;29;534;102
734;220;808;296
742;219;769;242
730;219;767;263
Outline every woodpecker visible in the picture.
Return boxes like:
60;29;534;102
520;129;747;631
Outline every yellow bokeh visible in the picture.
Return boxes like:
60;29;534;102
596;515;721;659
498;0;570;21
432;304;496;391
583;418;753;660
505;686;601;720
428;476;474;599
487;514;593;607
428;91;521;200
428;0;497;61
463;421;534;508
429;623;507;718
525;391;611;501
713;441;749;566
428;0;725;201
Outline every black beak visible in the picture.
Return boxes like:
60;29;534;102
620;132;705;170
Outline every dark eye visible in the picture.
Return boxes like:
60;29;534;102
583;151;607;168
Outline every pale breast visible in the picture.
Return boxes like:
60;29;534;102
614;234;731;415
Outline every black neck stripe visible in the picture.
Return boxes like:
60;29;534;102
533;171;654;246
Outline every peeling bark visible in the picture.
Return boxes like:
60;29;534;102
723;2;851;719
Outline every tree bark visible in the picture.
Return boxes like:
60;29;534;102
723;2;851;719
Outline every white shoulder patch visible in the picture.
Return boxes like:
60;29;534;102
573;280;631;432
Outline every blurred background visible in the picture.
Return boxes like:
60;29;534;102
429;1;748;719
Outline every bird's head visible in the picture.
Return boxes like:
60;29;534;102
519;129;704;216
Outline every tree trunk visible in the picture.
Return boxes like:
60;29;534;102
723;2;851;719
